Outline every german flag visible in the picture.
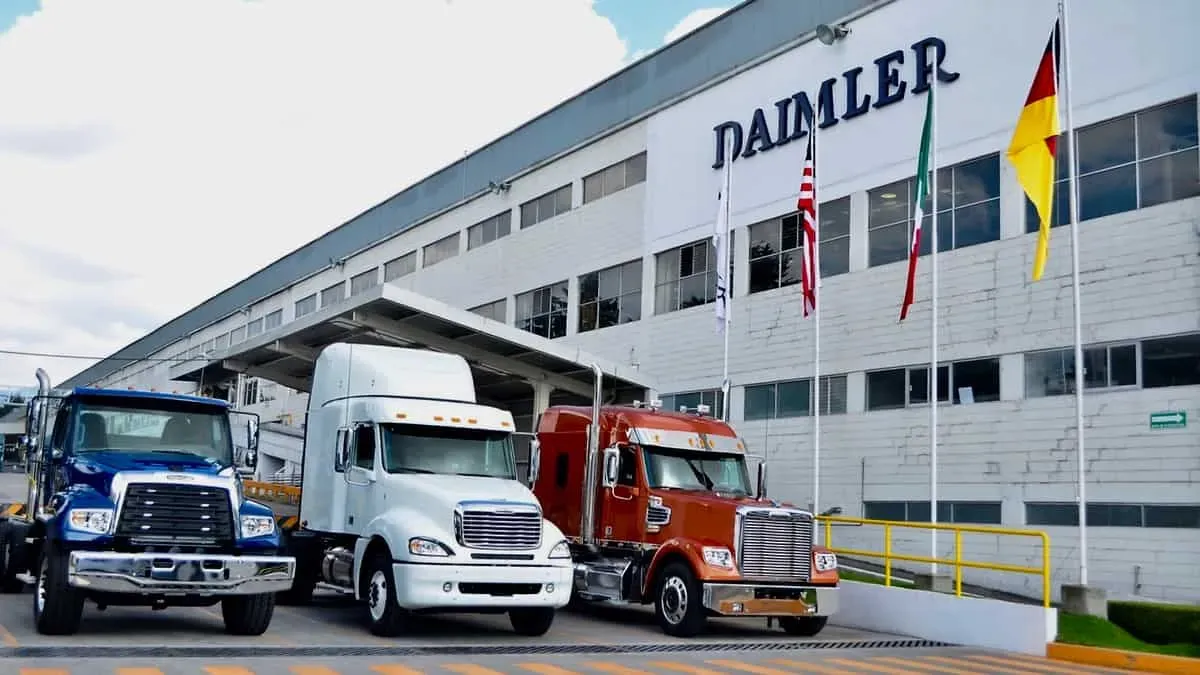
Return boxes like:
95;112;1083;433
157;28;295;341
1007;21;1061;281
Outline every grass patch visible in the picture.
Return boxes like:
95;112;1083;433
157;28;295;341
840;568;914;587
1058;612;1200;658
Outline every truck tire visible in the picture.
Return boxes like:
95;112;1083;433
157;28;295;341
221;593;276;635
33;549;84;635
0;523;27;593
277;564;317;606
363;551;406;637
653;561;707;637
508;607;555;636
778;616;828;637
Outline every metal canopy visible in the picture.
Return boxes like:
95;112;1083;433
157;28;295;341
170;284;656;405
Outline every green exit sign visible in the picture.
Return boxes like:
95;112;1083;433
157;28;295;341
1150;411;1187;429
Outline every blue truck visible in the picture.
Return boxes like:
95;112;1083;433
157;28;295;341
0;368;296;636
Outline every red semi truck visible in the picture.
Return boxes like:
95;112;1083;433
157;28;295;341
528;369;839;638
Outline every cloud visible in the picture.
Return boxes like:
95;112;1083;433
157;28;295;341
662;7;731;45
0;0;630;387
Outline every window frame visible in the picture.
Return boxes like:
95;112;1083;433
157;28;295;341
660;389;726;418
350;268;379;296
1024;342;1141;398
520;184;572;229
1025;501;1200;529
583;152;647;204
469;299;507;323
578;259;643;333
863;500;1003;525
320;281;345;307
865;358;1002;411
514;280;569;340
654;236;734;315
294;294;317;318
383;252;417;281
423;232;460;268
743;375;849;420
467;210;513;250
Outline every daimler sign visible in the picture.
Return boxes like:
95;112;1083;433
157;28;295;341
711;37;960;169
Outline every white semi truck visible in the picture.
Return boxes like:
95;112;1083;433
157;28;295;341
273;342;573;636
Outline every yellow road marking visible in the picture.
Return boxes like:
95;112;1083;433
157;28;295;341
371;665;426;675
826;657;923;674
0;620;20;647
18;670;69;675
976;652;1128;673
960;653;1115;673
583;662;656;675
518;664;583;675
203;667;257;675
765;657;863;674
871;656;986;674
115;669;164;675
290;666;341;675
647;662;726;675
921;655;1031;674
705;659;794;675
442;665;508;675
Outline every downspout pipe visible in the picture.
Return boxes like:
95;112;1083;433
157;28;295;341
579;363;603;549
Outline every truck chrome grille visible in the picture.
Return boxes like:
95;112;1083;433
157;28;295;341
455;503;542;550
116;483;234;547
737;508;814;580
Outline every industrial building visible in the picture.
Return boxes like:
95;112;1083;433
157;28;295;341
58;0;1199;604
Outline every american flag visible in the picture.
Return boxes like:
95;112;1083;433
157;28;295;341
798;132;818;318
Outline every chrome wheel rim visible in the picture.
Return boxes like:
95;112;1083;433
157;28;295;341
35;557;47;615
660;576;687;625
368;569;388;622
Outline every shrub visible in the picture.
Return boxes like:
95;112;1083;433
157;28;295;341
1107;600;1200;646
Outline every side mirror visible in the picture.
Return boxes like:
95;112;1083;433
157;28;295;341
756;462;768;498
334;429;349;472
528;439;541;485
244;449;258;470
601;446;620;488
246;417;259;451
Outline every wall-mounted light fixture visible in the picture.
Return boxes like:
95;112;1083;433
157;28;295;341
815;23;850;45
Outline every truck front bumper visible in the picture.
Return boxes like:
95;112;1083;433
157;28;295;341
67;551;296;596
391;561;573;611
702;582;838;618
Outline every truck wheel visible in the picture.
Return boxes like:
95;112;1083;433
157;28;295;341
778;616;828;637
363;551;406;637
509;607;555;636
221;593;276;635
653;561;706;637
0;524;27;593
277;564;317;606
33;550;84;635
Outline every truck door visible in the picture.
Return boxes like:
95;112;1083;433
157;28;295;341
598;444;645;544
343;422;378;533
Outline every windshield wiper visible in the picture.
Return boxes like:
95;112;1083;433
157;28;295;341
683;458;715;490
453;472;507;478
393;467;436;474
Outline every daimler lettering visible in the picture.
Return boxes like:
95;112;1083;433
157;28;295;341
712;37;960;169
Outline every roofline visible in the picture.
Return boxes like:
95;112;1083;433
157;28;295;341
70;387;232;408
62;0;885;389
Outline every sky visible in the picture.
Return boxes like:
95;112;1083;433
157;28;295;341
0;0;731;389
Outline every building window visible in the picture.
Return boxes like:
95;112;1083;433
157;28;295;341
245;318;264;338
1026;502;1200;529
583;152;647;204
515;281;568;339
743;375;848;420
864;500;1002;525
1024;343;1138;397
423;233;460;268
868;154;1001;267
384;252;416;281
866;357;1001;411
241;378;259;406
470;299;506;322
1141;332;1200;389
1025;95;1199;231
320;282;345;307
350;268;378;296
263;309;283;331
229;325;246;344
520;184;572;229
214;333;229;350
747;197;850;294
654;235;733;314
295;294;317;318
661;389;725;417
467;210;512;250
579;259;642;333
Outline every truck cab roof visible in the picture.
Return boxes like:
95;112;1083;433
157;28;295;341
66;387;231;409
540;404;744;452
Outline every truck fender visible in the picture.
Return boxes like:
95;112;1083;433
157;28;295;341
641;538;706;597
351;508;450;601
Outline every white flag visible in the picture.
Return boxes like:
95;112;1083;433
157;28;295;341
713;137;733;334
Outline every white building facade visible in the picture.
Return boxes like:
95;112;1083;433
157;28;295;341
69;0;1198;604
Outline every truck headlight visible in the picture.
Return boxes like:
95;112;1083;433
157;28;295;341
548;540;571;559
814;552;838;572
702;546;734;569
409;537;453;557
67;508;113;534
240;515;275;538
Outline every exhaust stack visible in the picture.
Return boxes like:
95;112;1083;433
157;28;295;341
579;363;603;548
26;368;53;518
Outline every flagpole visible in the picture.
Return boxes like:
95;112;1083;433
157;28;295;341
717;134;733;422
929;68;941;576
811;121;822;541
1058;0;1088;586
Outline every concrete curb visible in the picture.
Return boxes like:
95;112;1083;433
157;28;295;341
1047;642;1200;673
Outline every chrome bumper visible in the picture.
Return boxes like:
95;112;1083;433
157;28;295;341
67;551;296;596
702;583;838;617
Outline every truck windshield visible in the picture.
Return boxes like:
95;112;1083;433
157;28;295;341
643;445;751;495
379;423;515;480
74;401;234;466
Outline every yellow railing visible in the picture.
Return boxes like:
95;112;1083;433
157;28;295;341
243;480;301;505
815;515;1052;608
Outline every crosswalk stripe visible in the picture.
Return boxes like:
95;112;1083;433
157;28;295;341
582;661;655;675
765;657;857;674
370;665;427;675
18;669;69;675
647;661;727;675
517;663;582;675
920;655;1029;674
958;654;1102;673
289;667;341;675
202;667;257;675
871;656;985;674
442;665;508;675
982;652;1126;673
